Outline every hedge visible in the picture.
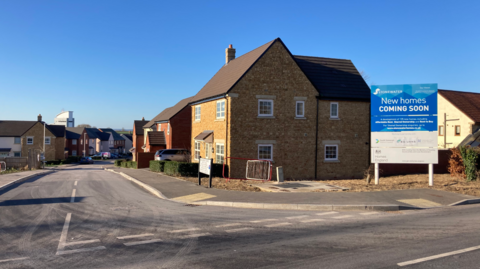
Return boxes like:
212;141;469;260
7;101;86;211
162;161;228;177
150;160;167;172
116;160;137;169
114;160;123;166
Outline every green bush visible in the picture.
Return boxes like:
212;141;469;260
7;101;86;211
150;160;166;172
114;160;123;166
162;161;228;177
129;161;137;169
459;146;478;181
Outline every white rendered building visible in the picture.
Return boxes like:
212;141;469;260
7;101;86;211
53;111;75;127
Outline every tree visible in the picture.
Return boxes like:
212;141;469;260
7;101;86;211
359;70;370;83
77;124;91;128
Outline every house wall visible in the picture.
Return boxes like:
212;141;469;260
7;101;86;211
171;106;192;150
437;94;475;148
316;100;370;179
227;40;319;179
121;135;133;152
65;138;79;156
21;122;57;161
0;137;22;157
55;137;66;160
190;98;228;165
157;123;171;149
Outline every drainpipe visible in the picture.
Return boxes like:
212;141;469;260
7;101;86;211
225;95;229;177
314;98;319;179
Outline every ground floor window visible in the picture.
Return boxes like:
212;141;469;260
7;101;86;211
325;145;338;161
194;141;200;160
72;150;77;156
14;152;21;157
215;143;224;164
0;152;8;157
258;144;273;161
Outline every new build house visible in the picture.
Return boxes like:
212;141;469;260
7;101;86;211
189;38;370;180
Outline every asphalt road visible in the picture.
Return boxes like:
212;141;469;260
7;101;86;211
1;164;480;269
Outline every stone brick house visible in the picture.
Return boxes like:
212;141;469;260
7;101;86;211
144;96;194;151
438;90;480;148
189;38;370;180
21;115;66;161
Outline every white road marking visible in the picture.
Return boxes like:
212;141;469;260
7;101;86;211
70;189;76;203
57;213;72;252
332;215;353;219
360;212;379;215
168;228;201;233
215;223;242;228
225;228;253;233
316;212;338;216
0;257;29;263
177;233;211;239
265;222;292;228
301;219;325;223
64;239;100;247
398;245;480;267
250;219;277;223
74;181;77;186
117;233;154;240
285;215;309;219
56;246;106;255
124;239;163;246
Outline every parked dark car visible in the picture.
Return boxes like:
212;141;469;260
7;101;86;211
79;157;94;164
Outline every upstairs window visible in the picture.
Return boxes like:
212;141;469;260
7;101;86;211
258;100;274;117
217;100;225;119
45;137;51;145
296;101;305;117
14;137;21;144
195;106;201;121
27;137;34;145
72;139;77;145
330;102;339;119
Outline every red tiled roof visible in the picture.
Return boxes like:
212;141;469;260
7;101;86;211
439;89;480;123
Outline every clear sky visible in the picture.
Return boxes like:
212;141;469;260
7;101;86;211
1;0;478;129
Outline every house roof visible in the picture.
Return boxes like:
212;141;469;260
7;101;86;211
122;134;132;141
134;120;149;135
145;96;195;128
293;56;370;101
0;148;11;152
190;39;276;103
66;127;84;139
99;128;125;141
194;130;213;143
147;131;166;145
439;89;480;124
0;121;37;137
144;107;173;128
96;131;111;141
46;125;65;137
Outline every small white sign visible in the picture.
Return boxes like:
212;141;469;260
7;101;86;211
371;131;438;148
199;158;211;175
371;148;438;164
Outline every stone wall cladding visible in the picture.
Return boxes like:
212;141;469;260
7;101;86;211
21;122;58;161
228;41;318;179
316;100;370;179
190;98;228;164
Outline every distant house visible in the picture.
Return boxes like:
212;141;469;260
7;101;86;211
132;118;149;161
121;134;133;153
0;120;37;157
98;128;125;153
144;96;193;151
438;90;480;148
65;127;84;156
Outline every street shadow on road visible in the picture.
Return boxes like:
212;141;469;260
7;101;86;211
0;197;86;206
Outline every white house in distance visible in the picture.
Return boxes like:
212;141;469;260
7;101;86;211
53;111;75;127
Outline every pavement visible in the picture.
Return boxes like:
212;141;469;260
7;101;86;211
0;169;55;191
103;166;480;211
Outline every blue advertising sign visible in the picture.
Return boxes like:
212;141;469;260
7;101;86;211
371;84;437;132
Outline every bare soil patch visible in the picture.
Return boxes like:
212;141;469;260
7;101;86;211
317;174;480;197
176;175;263;192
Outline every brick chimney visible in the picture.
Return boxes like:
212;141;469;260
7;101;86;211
225;44;236;64
142;117;145;121
38;114;42;122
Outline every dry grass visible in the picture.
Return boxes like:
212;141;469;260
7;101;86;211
319;174;480;197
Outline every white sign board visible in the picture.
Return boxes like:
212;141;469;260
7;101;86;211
372;148;438;164
199;158;211;175
371;131;438;148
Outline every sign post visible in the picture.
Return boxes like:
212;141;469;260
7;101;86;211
371;84;438;186
199;158;213;188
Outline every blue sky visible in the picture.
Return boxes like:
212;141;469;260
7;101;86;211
1;0;478;129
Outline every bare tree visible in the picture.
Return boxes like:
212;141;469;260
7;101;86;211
359;70;370;83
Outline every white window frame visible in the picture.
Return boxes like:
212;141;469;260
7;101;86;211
14;137;21;144
194;141;200;160
72;139;77;145
215;143;224;164
330;102;339;119
45;136;51;145
258;99;274;117
216;100;225;119
324;144;338;161
27;136;34;145
167;123;170;135
258;144;273;161
195;105;201;121
296;101;305;117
